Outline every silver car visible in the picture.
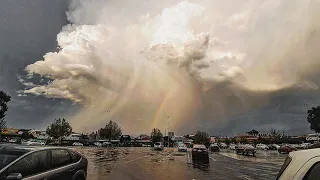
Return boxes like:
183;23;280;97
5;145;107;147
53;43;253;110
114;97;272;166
0;143;87;180
154;142;164;151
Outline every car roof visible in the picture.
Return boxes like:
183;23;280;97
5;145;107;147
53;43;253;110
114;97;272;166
193;144;206;148
290;148;320;160
0;143;72;152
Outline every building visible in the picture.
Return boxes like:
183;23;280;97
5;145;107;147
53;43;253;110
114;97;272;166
64;133;81;141
29;130;49;140
235;133;258;143
305;134;320;143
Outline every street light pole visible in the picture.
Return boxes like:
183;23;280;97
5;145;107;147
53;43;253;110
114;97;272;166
167;116;170;147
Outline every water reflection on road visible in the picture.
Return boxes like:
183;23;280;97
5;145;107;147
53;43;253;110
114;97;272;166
74;147;285;180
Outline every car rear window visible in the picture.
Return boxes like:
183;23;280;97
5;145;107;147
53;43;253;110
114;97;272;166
51;149;73;168
69;150;81;163
193;145;206;149
303;162;320;180
276;155;292;179
0;150;25;169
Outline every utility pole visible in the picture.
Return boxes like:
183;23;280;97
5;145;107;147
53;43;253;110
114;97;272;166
167;116;170;147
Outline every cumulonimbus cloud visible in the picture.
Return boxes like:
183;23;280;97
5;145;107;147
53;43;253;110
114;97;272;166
21;0;320;134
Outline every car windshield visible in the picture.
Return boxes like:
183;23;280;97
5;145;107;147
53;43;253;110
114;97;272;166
0;150;25;169
193;145;206;149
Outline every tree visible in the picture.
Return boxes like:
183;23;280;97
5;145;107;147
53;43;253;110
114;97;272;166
269;128;288;143
0;91;11;132
247;129;259;136
46;118;72;139
194;131;210;147
307;106;320;133
150;128;163;144
21;131;34;139
99;121;122;140
230;137;238;144
224;138;230;145
240;137;248;144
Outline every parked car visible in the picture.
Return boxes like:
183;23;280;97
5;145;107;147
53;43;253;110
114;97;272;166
276;148;320;179
192;144;209;163
308;143;320;149
102;142;111;147
298;143;312;149
72;142;84;146
219;143;228;149
229;143;236;150
22;139;45;146
235;144;256;156
8;139;19;144
0;144;88;180
278;145;297;154
177;143;187;152
154;142;164;151
93;142;102;147
268;144;280;150
256;143;269;150
210;144;220;152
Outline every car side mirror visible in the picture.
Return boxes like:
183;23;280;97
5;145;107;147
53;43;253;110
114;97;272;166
5;173;22;180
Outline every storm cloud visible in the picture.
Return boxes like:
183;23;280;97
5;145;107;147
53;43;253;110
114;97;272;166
2;0;320;135
0;0;78;129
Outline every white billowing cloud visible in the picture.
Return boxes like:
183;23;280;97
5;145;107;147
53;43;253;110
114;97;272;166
151;1;205;47
225;12;249;31
22;0;320;133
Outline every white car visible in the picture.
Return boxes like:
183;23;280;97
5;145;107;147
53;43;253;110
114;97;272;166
219;143;228;149
102;141;111;147
8;139;18;143
256;143;269;150
23;140;45;146
94;142;102;147
154;142;164;150
277;148;320;179
299;143;312;149
229;143;236;150
178;144;187;152
72;142;83;146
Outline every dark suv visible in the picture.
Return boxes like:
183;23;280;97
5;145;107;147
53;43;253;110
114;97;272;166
0;144;87;180
192;144;209;163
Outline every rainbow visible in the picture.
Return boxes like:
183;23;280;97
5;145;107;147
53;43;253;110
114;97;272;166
151;92;170;129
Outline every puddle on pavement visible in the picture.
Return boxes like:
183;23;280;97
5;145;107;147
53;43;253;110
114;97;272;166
192;160;210;173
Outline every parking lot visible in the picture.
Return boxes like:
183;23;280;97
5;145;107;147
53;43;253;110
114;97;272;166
76;147;286;180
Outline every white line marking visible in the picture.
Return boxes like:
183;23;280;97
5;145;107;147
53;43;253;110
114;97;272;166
209;156;217;161
166;151;175;157
187;152;191;163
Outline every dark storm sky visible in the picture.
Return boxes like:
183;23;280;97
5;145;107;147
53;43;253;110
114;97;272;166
0;0;79;130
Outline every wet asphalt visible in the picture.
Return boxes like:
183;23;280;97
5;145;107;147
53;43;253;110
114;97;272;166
75;147;287;180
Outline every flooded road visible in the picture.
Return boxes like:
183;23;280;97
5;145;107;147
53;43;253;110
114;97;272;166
75;147;286;180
